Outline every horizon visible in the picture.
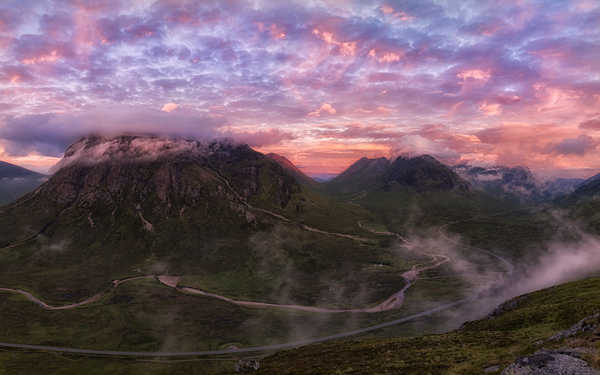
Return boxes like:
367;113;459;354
1;0;599;178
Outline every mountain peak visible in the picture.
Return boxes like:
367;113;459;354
385;154;469;192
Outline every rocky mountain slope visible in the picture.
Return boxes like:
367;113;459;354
0;160;47;205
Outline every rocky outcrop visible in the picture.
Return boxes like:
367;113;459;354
487;295;529;318
236;359;260;372
502;350;598;375
549;313;600;342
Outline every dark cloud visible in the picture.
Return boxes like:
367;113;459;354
0;65;34;83
549;135;598;156
580;118;600;130
0;107;228;157
153;78;189;90
13;34;75;63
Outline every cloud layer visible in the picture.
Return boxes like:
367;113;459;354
0;0;599;176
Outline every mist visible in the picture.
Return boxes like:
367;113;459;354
410;214;600;329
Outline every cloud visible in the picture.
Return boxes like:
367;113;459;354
161;102;178;112
0;106;228;157
0;0;598;177
580;118;600;130
0;65;34;83
226;128;296;147
308;103;337;117
153;79;188;90
457;69;491;82
548;135;598;156
392;134;461;162
13;34;74;65
479;102;502;116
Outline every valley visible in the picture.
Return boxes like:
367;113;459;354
0;135;598;375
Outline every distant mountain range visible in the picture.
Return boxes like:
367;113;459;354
453;164;584;201
0;160;47;205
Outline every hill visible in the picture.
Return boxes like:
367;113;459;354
258;276;600;374
0;161;47;205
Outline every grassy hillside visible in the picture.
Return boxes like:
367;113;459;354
258;276;600;374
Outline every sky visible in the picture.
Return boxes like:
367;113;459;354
0;0;599;178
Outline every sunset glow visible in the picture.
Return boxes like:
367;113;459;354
0;0;599;178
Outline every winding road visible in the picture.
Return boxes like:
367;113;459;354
0;174;517;359
0;250;447;314
0;297;471;358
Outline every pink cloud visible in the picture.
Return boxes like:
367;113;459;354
380;5;414;21
312;28;357;56
479;102;502;116
457;69;491;82
308;103;337;117
226;128;296;147
256;22;286;40
161;102;178;112
580;118;600;130
368;48;403;63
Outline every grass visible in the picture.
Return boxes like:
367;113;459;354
1;276;599;374
257;276;600;375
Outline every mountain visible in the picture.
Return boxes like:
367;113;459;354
570;173;600;198
0;160;47;205
453;164;540;200
385;155;469;192
266;153;316;185
326;157;390;193
541;177;585;199
0;135;304;300
327;155;469;194
0;134;379;305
